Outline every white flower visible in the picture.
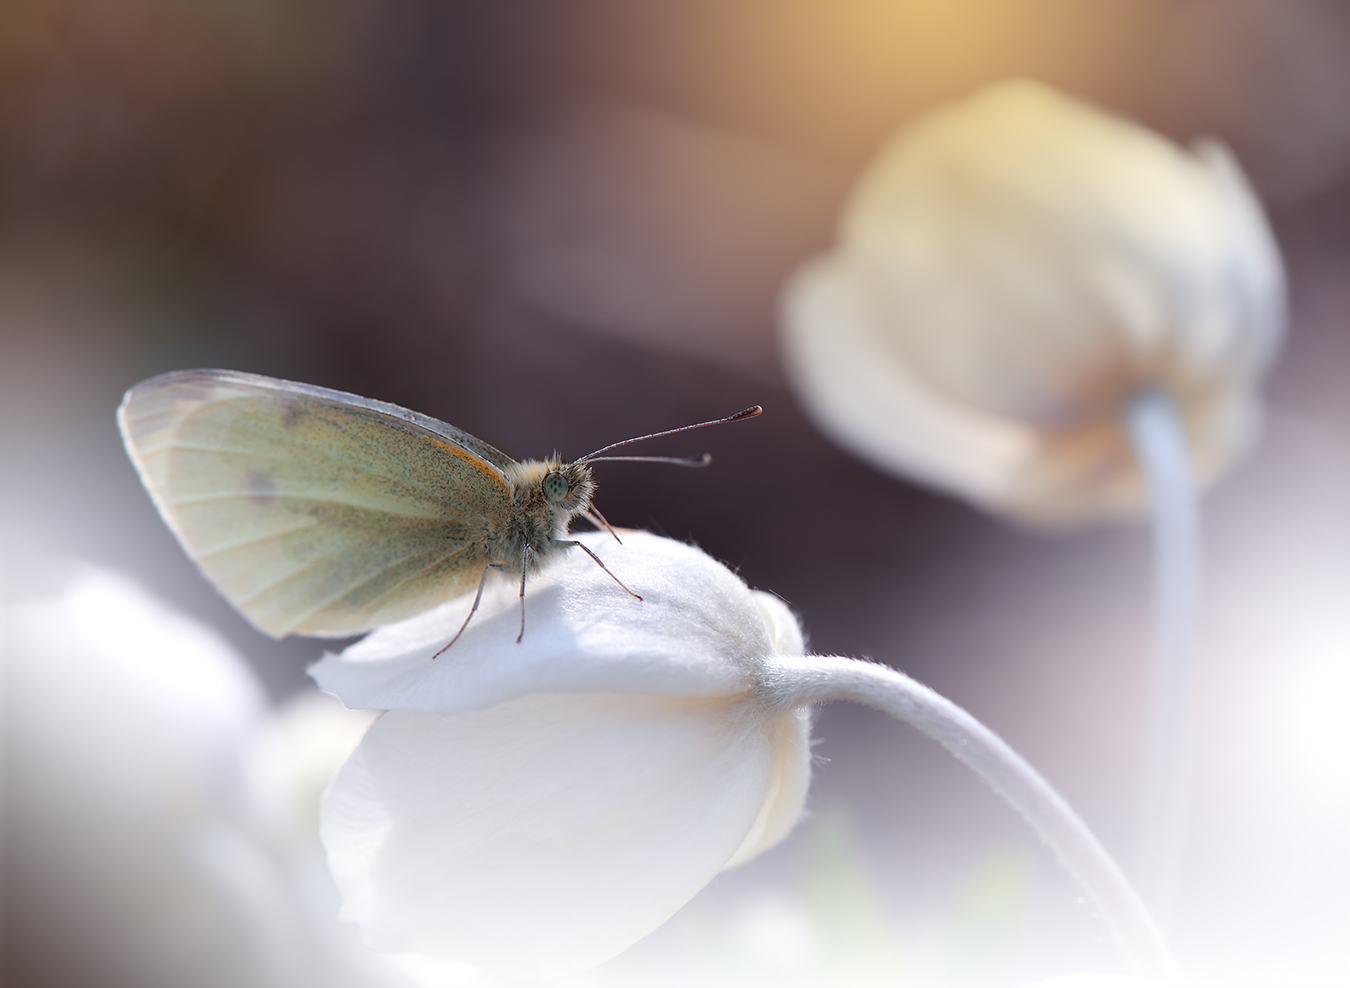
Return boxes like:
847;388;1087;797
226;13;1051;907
312;532;1180;982
4;569;289;988
311;530;813;980
3;568;423;988
780;79;1285;526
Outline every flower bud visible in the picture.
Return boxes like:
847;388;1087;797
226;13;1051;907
781;79;1285;525
312;531;813;979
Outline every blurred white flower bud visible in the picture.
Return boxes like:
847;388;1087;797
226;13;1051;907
4;569;294;988
311;530;813;980
781;79;1285;525
4;569;426;988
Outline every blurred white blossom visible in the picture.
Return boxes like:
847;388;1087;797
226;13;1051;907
5;569;288;987
311;530;814;980
246;690;379;854
781;79;1285;525
2;569;412;988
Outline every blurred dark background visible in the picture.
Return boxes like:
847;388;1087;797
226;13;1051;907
3;2;1347;985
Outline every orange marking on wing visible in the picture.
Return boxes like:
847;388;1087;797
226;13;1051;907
422;436;513;497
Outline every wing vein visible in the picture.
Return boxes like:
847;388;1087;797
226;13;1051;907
193;515;476;559
193;529;314;559
168;491;461;517
158;442;298;458
234;558;328;609
290;542;482;628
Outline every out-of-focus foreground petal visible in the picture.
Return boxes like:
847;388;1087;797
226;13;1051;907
5;569;430;988
4;569;291;988
246;689;379;850
781;79;1286;526
323;695;801;978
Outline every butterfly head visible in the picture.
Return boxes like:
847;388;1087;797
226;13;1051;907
542;459;595;514
507;457;596;536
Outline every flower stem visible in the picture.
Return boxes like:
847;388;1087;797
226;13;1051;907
760;654;1183;983
1124;391;1202;922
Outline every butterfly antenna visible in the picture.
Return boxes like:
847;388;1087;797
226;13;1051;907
582;453;712;467
578;406;761;462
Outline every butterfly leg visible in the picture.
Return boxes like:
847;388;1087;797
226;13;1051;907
432;561;495;659
553;540;642;600
517;542;530;643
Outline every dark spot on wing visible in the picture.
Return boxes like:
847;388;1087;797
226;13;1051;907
245;471;276;505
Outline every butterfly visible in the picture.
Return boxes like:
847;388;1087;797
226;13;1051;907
117;369;759;653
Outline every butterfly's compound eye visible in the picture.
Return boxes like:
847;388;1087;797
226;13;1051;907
543;471;570;502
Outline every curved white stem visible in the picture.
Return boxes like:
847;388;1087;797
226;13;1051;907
1124;392;1202;920
760;654;1183;983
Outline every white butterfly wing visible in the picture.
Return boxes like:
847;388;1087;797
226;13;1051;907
119;369;515;637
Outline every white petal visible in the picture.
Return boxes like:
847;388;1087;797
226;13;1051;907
3;570;319;988
64;567;267;740
244;689;380;848
781;252;1034;509
750;589;806;658
321;691;776;978
8;568;265;817
723;706;813;868
1191;137;1286;375
312;530;773;713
